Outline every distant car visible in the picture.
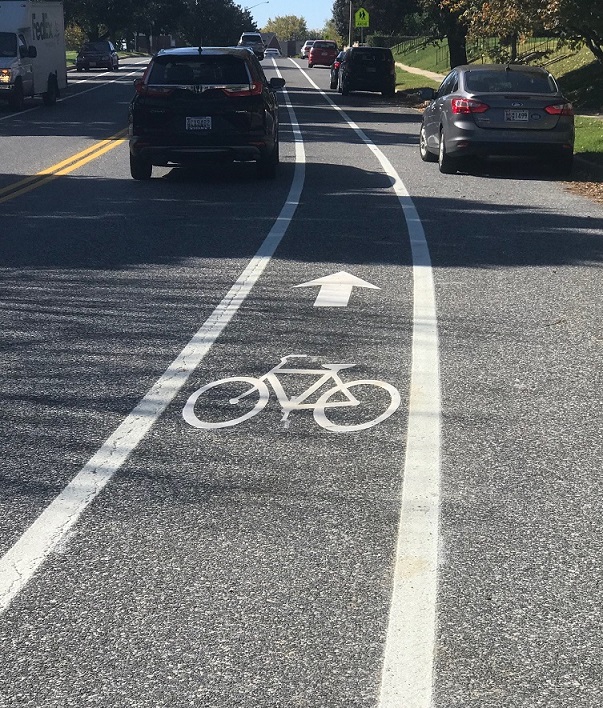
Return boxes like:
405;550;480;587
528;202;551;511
419;63;575;175
76;40;119;72
128;46;286;180
337;46;396;97
330;51;345;89
300;40;314;59
237;32;265;60
264;48;281;58
308;40;338;68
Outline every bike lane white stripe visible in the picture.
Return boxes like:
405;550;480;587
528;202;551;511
0;68;305;614
288;60;442;708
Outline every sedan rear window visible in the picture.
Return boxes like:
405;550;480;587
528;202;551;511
148;56;250;85
465;70;557;94
82;41;111;52
312;42;336;49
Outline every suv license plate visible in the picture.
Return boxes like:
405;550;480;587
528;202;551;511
505;110;529;122
186;116;212;130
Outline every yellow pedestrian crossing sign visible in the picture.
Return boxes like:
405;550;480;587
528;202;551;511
354;7;370;28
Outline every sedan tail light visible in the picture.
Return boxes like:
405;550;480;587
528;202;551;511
451;97;490;114
544;102;574;116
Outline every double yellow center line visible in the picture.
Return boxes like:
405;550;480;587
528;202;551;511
0;128;128;204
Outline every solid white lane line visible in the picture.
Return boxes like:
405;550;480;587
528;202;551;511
291;60;442;707
0;73;305;614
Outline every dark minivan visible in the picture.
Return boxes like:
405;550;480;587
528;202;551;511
128;46;285;180
337;46;396;97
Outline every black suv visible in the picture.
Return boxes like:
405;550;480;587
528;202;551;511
76;40;119;72
337;46;396;97
128;46;285;180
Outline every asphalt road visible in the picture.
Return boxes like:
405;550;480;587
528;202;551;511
0;56;602;708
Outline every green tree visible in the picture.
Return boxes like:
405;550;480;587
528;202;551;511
179;0;256;46
262;15;308;40
63;0;138;40
541;0;603;63
332;0;421;44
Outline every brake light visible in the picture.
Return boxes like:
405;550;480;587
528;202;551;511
451;97;490;114
222;83;262;97
135;81;174;98
544;102;574;116
140;64;152;82
333;61;340;69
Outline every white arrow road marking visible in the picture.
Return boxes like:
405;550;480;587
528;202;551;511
294;270;380;307
293;61;442;708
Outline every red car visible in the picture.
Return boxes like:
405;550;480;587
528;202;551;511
308;40;338;68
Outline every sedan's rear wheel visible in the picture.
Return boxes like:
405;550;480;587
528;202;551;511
438;131;457;174
42;75;58;106
551;152;573;178
130;154;152;180
420;124;437;162
8;81;24;111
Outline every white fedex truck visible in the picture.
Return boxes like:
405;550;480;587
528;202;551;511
0;0;67;110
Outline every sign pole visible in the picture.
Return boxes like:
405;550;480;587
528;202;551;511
348;1;352;48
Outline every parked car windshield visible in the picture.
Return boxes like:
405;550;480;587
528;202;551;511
148;55;251;85
0;32;17;57
464;69;557;93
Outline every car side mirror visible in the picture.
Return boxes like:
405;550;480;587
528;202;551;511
269;77;285;90
420;87;436;101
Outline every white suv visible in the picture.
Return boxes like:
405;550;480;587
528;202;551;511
237;32;265;60
300;40;315;59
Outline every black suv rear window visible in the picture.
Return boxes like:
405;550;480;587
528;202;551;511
350;48;393;63
465;70;556;93
148;55;250;85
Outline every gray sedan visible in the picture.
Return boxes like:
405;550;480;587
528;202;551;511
419;64;575;175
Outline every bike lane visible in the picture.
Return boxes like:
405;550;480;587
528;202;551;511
0;61;440;707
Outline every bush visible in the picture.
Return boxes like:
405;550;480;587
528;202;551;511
65;23;87;51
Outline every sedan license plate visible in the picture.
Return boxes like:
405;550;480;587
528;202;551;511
505;109;529;122
186;116;211;131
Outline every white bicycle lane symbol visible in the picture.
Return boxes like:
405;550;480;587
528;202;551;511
182;354;401;433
